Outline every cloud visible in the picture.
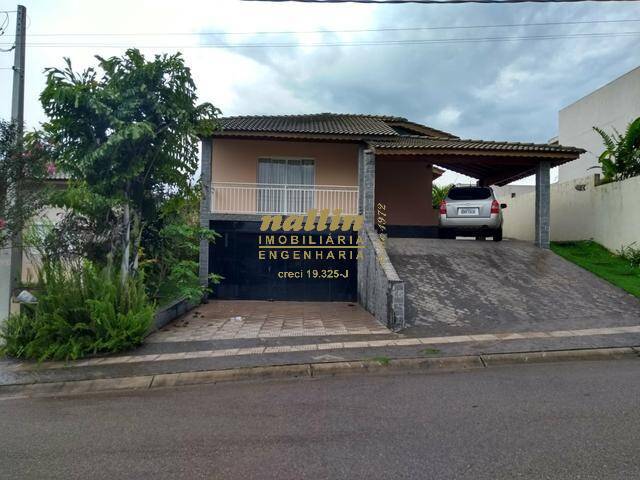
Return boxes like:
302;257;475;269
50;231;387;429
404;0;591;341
435;106;462;127
2;0;639;185
216;1;640;144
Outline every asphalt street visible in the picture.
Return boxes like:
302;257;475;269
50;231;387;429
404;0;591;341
1;359;639;479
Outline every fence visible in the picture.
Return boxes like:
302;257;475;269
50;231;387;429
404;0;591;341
211;182;359;215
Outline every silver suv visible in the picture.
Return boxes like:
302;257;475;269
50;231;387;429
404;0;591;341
438;186;507;241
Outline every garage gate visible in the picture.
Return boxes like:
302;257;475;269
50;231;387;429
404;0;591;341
208;221;357;302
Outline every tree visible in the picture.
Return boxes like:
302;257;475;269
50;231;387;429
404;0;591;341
432;183;453;208
594;117;640;181
0;121;51;249
40;49;220;285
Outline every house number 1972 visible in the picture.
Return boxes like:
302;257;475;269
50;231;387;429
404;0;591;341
376;202;387;246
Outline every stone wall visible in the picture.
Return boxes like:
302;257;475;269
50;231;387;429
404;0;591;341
357;228;405;330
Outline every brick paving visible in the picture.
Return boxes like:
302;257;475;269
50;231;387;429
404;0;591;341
6;324;640;374
387;238;640;335
147;300;390;343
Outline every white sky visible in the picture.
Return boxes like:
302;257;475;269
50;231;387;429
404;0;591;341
1;0;639;185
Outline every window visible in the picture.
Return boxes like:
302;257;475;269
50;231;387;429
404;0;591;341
447;187;492;201
257;158;315;214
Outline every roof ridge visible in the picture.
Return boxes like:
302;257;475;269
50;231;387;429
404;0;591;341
375;134;457;141
221;113;407;121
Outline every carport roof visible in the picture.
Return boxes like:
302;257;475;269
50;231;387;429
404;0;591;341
369;136;585;186
367;136;582;154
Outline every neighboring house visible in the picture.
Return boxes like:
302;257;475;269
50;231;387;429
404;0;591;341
503;66;640;252
1;172;67;320
199;113;582;326
557;65;640;182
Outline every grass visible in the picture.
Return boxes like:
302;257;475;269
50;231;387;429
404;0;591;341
551;240;640;299
372;356;391;366
419;348;441;356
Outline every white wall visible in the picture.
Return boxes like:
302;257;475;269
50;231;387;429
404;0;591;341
493;184;535;202
558;66;640;182
503;175;640;252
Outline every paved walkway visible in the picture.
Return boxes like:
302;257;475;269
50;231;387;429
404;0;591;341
6;324;640;372
148;301;389;343
2;322;640;391
388;238;640;336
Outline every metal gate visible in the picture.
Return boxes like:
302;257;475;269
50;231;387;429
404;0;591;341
208;221;357;302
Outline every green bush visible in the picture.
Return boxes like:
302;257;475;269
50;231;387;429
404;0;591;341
1;261;154;361
432;183;453;208
618;243;640;268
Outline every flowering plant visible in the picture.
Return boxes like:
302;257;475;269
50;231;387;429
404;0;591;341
0;121;52;248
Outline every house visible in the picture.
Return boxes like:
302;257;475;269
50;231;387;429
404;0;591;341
558;65;640;182
198;113;582;327
0;172;67;320
502;66;640;252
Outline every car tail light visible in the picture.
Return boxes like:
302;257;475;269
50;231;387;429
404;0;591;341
439;200;447;215
491;199;500;214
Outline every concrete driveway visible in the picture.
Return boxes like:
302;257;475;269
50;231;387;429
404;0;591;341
387;238;640;336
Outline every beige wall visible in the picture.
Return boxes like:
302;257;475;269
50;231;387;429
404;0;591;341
211;138;359;185
211;138;360;214
375;158;437;226
502;174;640;252
558;66;640;182
21;206;65;284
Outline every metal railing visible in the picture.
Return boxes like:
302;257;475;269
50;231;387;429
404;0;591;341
211;182;359;215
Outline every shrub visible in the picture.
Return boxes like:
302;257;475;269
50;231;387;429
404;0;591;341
432;184;453;208
594;117;640;181
618;243;640;268
0;261;154;361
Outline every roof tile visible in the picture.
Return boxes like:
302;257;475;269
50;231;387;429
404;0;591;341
218;113;405;136
368;136;585;154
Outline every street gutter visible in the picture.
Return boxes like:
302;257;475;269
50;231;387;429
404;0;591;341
1;346;638;399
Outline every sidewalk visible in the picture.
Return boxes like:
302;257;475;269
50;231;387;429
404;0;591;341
2;321;640;398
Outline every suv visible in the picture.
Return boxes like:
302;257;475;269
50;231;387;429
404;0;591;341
438;186;507;241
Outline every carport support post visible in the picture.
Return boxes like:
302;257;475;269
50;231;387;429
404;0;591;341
534;160;551;249
199;138;213;288
362;149;376;228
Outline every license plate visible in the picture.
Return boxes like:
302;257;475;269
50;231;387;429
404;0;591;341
458;207;479;216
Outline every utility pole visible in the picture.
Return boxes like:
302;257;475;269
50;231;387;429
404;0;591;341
1;5;26;322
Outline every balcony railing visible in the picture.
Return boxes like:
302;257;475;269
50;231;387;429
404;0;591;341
211;182;359;215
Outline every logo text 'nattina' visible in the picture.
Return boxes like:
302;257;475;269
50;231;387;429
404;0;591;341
260;209;364;232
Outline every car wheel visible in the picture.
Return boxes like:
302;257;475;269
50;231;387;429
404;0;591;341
493;228;503;242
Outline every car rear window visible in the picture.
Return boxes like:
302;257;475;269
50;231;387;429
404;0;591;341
447;187;492;201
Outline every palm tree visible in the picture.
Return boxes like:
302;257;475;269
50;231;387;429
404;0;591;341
432;183;453;208
594;117;640;181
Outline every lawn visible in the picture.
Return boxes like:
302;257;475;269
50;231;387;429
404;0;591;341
551;241;640;299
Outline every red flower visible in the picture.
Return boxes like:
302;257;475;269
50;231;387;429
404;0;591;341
0;218;6;230
46;162;57;175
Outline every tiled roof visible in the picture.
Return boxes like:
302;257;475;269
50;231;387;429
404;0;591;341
216;113;455;138
368;136;585;155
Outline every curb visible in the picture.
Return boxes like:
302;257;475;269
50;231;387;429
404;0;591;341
1;346;638;399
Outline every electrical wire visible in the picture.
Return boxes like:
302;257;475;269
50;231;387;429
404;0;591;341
0;11;9;36
20;18;640;36
0;30;639;48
